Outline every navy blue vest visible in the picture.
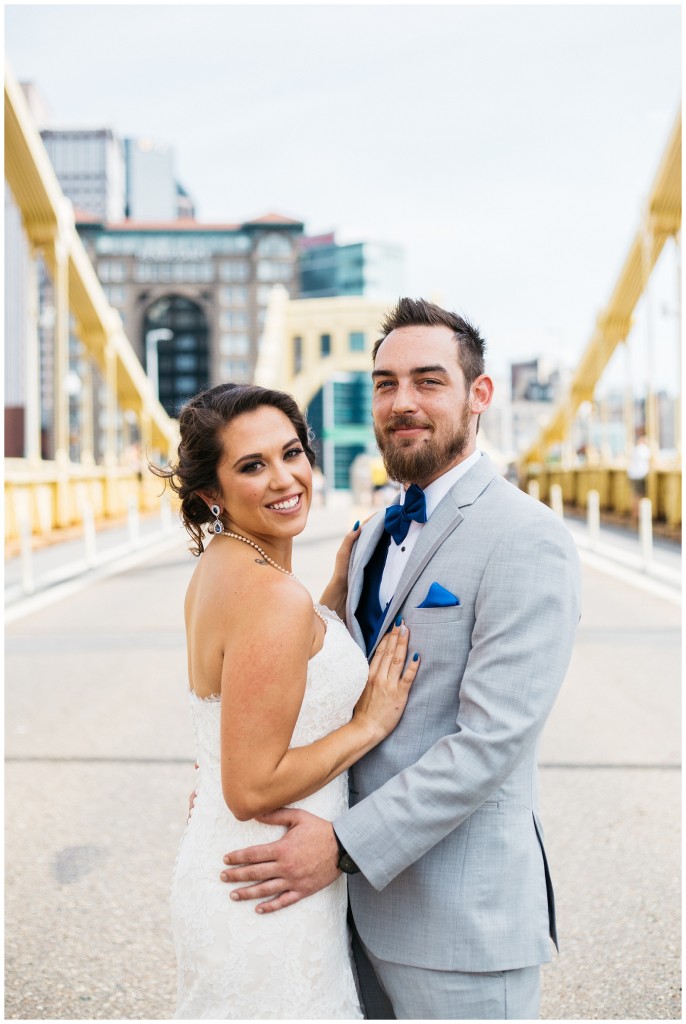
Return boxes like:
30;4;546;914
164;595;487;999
354;531;392;656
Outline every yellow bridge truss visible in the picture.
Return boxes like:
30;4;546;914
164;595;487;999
5;66;178;539
522;108;681;466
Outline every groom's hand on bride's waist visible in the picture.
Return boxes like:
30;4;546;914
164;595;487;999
220;807;340;913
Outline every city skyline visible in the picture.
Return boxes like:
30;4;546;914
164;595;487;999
5;3;681;386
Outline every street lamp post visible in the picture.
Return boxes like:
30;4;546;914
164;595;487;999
145;328;173;402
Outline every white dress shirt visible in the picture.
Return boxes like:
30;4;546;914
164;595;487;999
378;449;482;610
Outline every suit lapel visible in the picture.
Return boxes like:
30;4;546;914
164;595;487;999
346;510;386;651
368;453;500;658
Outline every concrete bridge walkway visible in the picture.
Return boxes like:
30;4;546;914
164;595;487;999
5;494;681;1019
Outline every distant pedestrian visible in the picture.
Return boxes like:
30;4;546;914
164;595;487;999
628;432;651;518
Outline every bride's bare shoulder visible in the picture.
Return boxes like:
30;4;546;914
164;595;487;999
187;539;311;631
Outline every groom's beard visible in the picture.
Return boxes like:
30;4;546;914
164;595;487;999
374;405;471;485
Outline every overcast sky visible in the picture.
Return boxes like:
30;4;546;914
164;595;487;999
5;3;681;384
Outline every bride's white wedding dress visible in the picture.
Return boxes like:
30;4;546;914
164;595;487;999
171;606;368;1019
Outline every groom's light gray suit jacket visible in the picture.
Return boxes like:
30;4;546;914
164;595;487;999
335;453;581;973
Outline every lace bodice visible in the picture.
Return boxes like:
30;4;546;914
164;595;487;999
171;605;368;1019
187;605;368;823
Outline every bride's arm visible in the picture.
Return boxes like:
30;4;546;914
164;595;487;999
220;579;417;821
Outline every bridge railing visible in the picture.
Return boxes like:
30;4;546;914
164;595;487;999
521;463;681;529
4;459;175;544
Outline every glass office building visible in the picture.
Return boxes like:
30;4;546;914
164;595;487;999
307;372;374;489
299;238;404;300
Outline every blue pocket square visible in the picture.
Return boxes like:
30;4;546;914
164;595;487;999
417;582;460;608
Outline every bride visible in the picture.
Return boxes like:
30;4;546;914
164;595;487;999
153;383;419;1020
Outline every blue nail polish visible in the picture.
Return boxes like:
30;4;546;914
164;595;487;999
353;520;360;531
395;615;402;627
413;652;419;661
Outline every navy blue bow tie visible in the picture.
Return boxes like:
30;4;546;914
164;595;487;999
384;483;427;545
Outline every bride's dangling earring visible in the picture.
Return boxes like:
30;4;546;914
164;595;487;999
209;504;224;534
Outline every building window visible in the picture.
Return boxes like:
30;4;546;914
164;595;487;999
293;336;303;375
216;235;251;254
349;331;365;352
220;286;247;306
220;359;251;381
220;334;250;356
135;263;162;282
255;233;293;257
133;261;213;283
257;285;274;305
98;260;126;283
95;236;121;255
134;263;155;282
103;284;125;306
175;334;196;350
220;310;249;330
178;262;213;282
175;354;198;372
190;263;214;282
175;375;198;394
257;260;292;283
320;333;331;357
219;261;250;282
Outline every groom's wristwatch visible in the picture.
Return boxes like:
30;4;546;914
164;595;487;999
333;830;360;874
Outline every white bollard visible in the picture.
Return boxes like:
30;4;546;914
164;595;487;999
19;512;35;596
14;489;35;595
128;495;141;546
82;499;97;567
550;483;564;518
587;490;600;550
527;480;540;502
638;497;653;570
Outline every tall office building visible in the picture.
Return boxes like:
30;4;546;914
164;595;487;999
299;235;404;299
125;137;194;220
40;125;194;224
40;128;126;221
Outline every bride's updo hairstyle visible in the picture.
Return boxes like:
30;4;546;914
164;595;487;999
150;383;317;556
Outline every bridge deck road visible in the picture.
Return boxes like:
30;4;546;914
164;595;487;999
5;497;681;1020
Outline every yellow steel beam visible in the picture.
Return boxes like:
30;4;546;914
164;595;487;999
4;65;178;455
523;108;681;465
4;70;62;242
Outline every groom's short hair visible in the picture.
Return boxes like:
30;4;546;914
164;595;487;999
373;297;486;390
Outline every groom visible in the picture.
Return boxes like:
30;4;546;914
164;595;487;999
221;298;581;1019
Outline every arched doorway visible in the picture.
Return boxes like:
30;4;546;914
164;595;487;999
143;296;209;416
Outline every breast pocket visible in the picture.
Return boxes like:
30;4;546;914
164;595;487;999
410;605;463;623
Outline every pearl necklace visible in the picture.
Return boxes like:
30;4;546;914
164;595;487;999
219;530;328;626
